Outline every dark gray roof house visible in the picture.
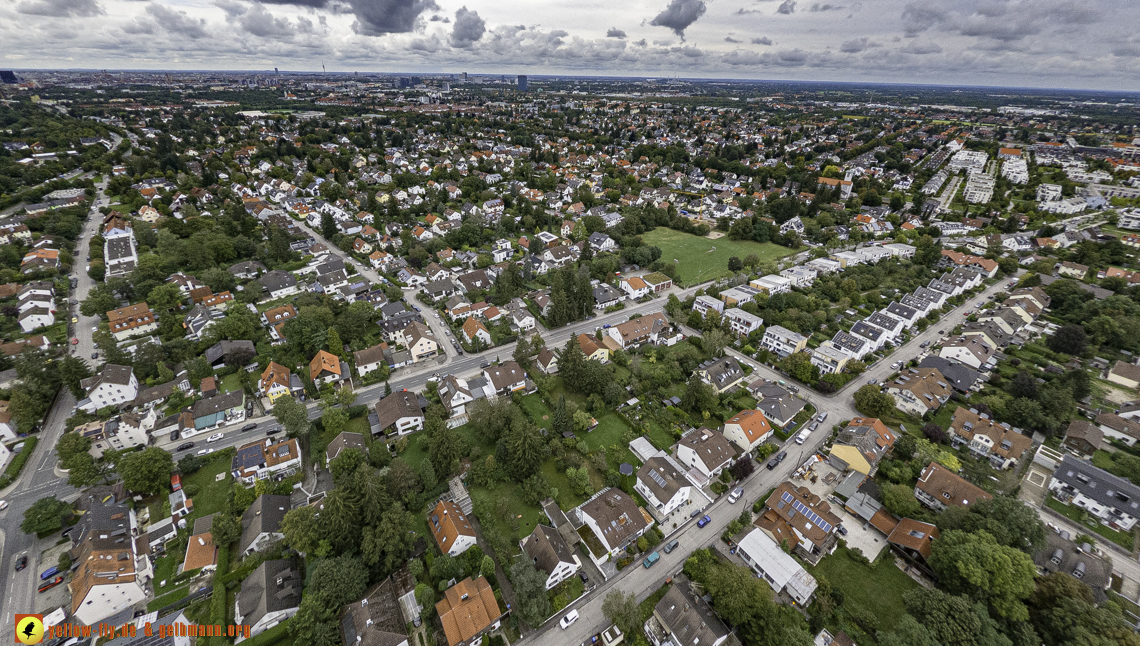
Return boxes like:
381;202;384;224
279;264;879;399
239;494;291;557
235;559;303;635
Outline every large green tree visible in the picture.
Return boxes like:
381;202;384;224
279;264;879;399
116;447;174;495
936;496;1045;554
854;384;896;418
272;394;310;438
22;497;72;536
281;506;321;554
510;559;552;627
929;530;1036;621
602;590;640;636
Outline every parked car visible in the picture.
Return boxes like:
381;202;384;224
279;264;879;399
206;433;224;443
169;430;180;441
766;456;780;470
817;412;828;423
560;610;580;629
176;442;194;451
663;539;680;554
39;576;64;593
0;500;8;511
776;450;788;463
15;555;27;571
240;423;257;432
39;566;60;580
728;487;744;504
643;551;660;568
697;515;712;528
266;428;282;436
578;571;588;584
196;448;214;456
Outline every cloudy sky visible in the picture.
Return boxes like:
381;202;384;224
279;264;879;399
4;0;1139;90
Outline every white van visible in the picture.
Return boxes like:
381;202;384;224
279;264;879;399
795;429;811;445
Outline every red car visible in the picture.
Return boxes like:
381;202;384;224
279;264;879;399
71;338;78;345
39;576;64;593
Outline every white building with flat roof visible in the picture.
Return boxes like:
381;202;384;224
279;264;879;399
736;529;817;605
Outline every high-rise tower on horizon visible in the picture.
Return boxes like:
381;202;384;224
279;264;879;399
517;75;528;92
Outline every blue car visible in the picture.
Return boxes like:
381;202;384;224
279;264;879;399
697;515;711;528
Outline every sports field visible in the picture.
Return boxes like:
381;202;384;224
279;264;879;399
643;228;800;286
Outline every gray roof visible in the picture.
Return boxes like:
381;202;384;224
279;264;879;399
258;270;297;292
1054;455;1140;518
339;576;410;646
205;340;255;366
654;584;729;646
917;356;981;392
237;559;302;630
80;364;134;391
521;525;576;578
697;356;744;389
637;456;686;504
190;390;244;418
239;495;291;555
677;428;736;472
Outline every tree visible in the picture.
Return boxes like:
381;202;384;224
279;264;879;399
210;513;241;547
854;384;896;418
510;559;552;627
281;506;322;554
877;615;941;646
1048;324;1088;356
430;553;464;582
310;555;370;608
1029;572;1140;646
57;355;92;398
321;211;337;239
499;424;545;481
57;432;106;486
881;483;922;518
779;352;814;383
602;590;641;636
273;395;311;437
902;588;1011;646
929;530;1036;621
921;422;948;444
426;405;462;477
21;497;71;536
704;328;729;358
936;496;1045;554
117;447;174;495
680;374;719;415
330;448;366;488
326;328;344;357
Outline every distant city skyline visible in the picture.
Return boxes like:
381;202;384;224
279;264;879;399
3;0;1138;91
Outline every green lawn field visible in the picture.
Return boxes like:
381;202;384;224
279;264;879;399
642;229;799;286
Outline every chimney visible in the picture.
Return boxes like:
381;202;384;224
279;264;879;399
198;538;205;546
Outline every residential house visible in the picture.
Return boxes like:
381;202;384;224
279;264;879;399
938;336;996;370
259;270;299;299
428;500;477;557
696;356;746;393
373;390;425;436
811;343;850;376
828;418;897;476
238;495;290;558
1063;419;1104;457
67;501;151;625
676;428;737;482
79;365;139;413
435;577;503;646
338;577;412;646
235;559;303;640
483;361;528;397
761;325;808;357
1108;361;1140;391
887;519;939;573
310;350;350;388
605;312;672;349
593;284;624;310
649;584;730;646
756;483;841;564
230;438;303;484
462;317;493;346
576;488;652;559
948;407;1033;469
692;295;724;316
723;409;774;453
914;462;993;512
577;333;611;363
325;432;366;464
258;362;302;403
536;348;558;374
519;525;581;591
636;456;692;521
619;276;650;300
1095;413;1140;446
107;303;158;341
722;308;764;336
1050;455;1140;532
885;368;953;417
400;321;439;362
354;344;389;378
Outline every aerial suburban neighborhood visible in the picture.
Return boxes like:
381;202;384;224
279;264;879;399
0;68;1139;646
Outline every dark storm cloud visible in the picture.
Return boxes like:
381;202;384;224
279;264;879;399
752;36;773;45
430;14;450;22
241;3;296;37
349;0;439;35
777;0;796;14
840;37;869;52
16;0;103;17
725;36;741;43
450;6;485;48
257;0;330;7
649;0;707;39
810;3;844;11
607;27;627;38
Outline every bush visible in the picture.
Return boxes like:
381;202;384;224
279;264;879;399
0;437;38;489
346;404;368;418
183;484;201;497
